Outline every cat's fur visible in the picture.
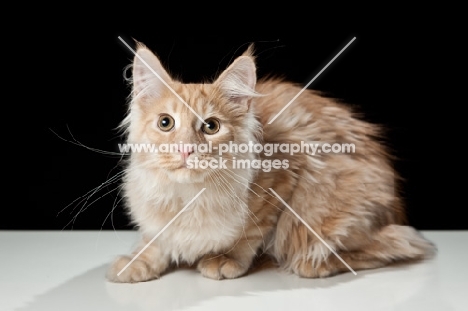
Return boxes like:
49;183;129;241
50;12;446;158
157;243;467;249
106;43;435;282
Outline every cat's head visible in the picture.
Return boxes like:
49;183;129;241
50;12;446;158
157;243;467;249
122;43;262;183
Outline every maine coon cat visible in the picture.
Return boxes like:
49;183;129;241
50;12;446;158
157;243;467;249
106;43;435;282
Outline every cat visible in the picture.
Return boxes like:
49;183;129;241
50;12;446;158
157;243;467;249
106;42;435;282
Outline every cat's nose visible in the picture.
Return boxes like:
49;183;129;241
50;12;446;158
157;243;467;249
178;145;194;160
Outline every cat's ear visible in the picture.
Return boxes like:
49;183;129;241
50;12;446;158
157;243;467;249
214;49;259;107
132;44;172;101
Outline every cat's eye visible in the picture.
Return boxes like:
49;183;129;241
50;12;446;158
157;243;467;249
157;114;175;132
202;118;220;135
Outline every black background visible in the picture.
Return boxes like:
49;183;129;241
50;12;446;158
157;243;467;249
11;11;459;230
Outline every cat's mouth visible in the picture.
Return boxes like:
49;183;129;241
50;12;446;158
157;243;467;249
165;160;210;184
161;154;217;173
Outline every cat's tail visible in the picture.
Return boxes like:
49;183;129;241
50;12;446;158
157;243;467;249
355;225;436;264
321;225;437;276
275;223;435;277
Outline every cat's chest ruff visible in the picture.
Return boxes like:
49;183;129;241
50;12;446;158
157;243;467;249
146;197;246;237
140;194;248;261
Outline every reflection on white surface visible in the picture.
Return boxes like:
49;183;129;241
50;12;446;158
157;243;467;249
1;231;466;311
105;263;443;311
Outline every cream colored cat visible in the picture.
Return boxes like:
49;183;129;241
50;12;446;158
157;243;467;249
106;44;435;282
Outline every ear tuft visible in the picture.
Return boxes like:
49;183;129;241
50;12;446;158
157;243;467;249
241;43;255;58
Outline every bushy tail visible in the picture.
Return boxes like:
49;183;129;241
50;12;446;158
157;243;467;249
329;225;436;274
275;223;436;277
366;225;436;262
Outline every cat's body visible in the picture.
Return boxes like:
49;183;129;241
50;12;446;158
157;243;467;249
106;44;434;282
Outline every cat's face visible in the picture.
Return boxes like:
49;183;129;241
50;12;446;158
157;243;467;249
124;45;260;183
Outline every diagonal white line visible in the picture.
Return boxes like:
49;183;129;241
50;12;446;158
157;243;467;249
117;188;206;276
269;188;357;275
118;36;207;125
268;37;356;124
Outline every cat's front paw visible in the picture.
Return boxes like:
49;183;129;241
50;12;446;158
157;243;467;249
291;258;334;278
106;255;158;283
197;255;248;280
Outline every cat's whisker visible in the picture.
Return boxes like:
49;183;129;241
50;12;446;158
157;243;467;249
216;161;285;215
213;168;238;193
211;171;252;240
210;170;254;254
95;187;127;248
214;170;266;252
223;166;278;200
58;170;126;218
210;171;265;256
50;127;127;157
211;170;244;216
101;185;126;231
208;170;236;211
61;159;158;229
246;235;259;256
222;169;282;213
64;185;123;230
213;170;248;211
78;184;123;215
216;169;279;253
206;169;230;232
68;174;126;219
60;158;168;231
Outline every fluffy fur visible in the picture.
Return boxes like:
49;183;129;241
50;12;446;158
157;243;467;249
106;43;435;282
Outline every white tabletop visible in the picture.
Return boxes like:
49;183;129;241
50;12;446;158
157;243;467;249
1;230;466;311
